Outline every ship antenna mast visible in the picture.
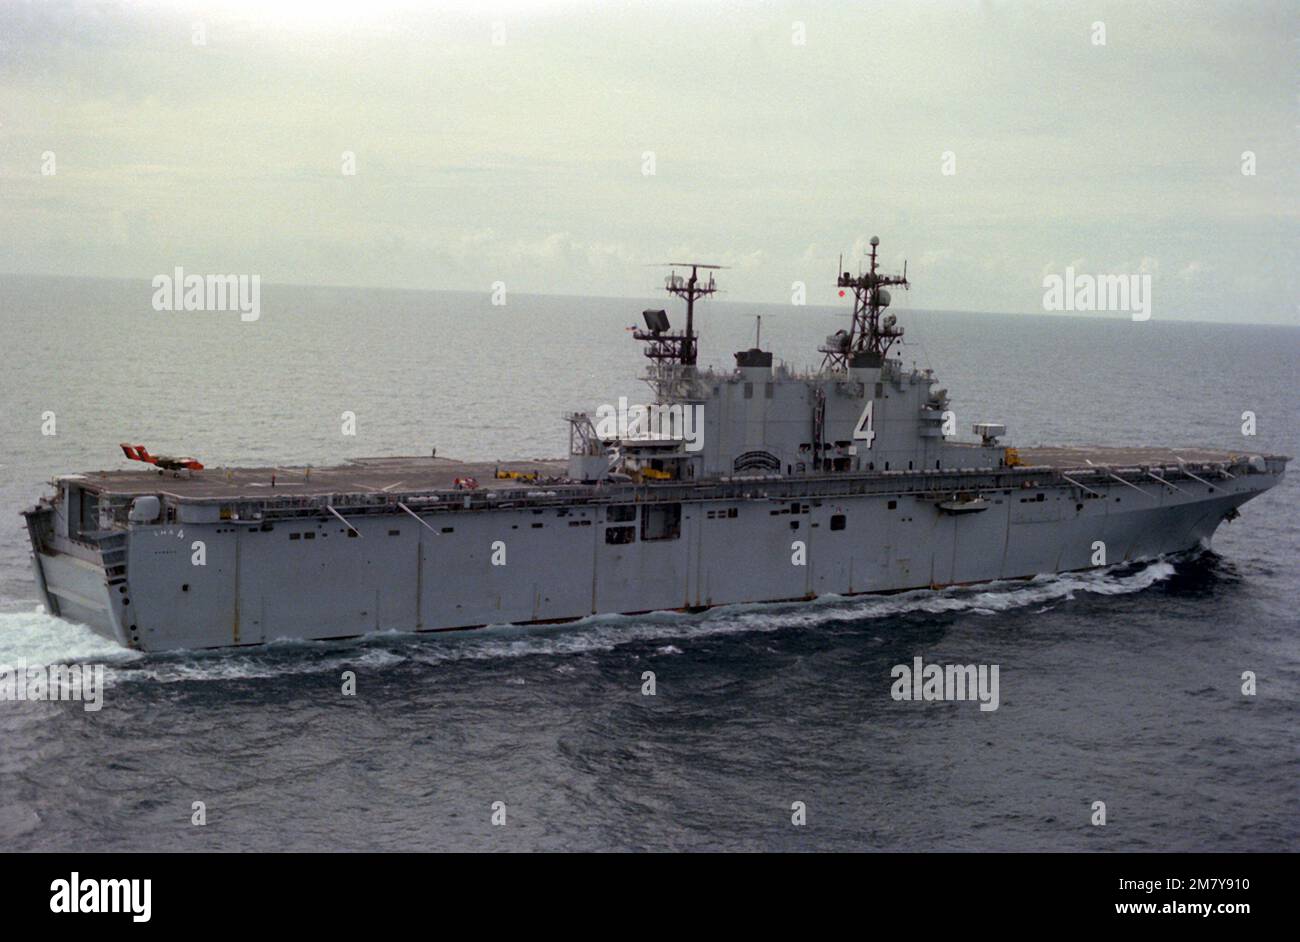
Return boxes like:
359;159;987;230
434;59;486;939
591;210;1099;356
632;262;723;367
820;235;910;370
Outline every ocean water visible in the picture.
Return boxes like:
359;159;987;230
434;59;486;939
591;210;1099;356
0;276;1295;851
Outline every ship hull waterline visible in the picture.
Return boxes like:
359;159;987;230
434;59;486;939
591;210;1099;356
24;459;1281;653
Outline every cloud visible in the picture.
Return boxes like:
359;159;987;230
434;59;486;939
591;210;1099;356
0;1;1296;323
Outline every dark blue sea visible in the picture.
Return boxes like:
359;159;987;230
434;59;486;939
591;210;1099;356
0;276;1295;851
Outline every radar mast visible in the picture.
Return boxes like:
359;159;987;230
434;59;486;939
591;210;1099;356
820;236;910;370
632;262;722;367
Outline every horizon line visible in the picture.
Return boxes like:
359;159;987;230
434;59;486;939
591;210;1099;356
1;270;1295;329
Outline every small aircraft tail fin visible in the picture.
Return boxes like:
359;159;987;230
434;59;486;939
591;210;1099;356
121;444;159;465
119;443;202;472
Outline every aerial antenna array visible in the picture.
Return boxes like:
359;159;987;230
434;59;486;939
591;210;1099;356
820;236;910;370
632;262;725;366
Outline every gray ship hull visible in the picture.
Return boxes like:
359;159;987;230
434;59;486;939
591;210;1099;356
21;244;1290;652
24;451;1286;652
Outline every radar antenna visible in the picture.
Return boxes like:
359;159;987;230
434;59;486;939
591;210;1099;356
820;236;909;370
632;262;723;366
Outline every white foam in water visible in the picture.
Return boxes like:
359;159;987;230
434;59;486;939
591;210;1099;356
0;608;139;669
124;643;408;685
0;560;1177;683
405;559;1179;665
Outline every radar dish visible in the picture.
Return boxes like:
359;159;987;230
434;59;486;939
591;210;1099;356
642;309;670;333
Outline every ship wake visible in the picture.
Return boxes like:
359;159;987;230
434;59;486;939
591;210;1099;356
0;555;1192;686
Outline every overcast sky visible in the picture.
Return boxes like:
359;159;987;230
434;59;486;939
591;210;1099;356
1;0;1296;322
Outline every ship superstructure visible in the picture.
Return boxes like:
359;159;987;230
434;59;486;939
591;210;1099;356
23;240;1288;651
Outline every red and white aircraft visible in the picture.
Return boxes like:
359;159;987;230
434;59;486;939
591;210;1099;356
119;444;205;473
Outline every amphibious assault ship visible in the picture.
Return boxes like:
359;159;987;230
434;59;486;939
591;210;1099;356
23;239;1288;651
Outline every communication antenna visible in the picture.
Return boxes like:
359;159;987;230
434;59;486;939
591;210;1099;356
819;235;910;370
632;262;726;366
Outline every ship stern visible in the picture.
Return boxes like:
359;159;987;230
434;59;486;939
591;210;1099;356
22;499;132;647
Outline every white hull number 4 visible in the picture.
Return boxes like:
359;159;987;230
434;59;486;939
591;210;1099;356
854;400;876;448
